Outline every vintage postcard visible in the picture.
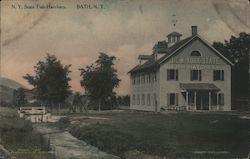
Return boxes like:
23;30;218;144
0;0;250;159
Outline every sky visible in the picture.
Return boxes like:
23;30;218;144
1;0;249;95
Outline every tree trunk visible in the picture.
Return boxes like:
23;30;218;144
98;100;101;112
58;103;61;115
248;49;250;110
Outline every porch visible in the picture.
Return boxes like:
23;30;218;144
180;83;224;111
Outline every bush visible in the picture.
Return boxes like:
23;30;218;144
69;123;136;156
0;108;50;152
57;117;70;129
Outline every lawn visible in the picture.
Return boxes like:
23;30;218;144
0;107;55;159
69;112;250;158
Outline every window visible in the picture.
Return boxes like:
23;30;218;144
146;74;151;83
137;94;140;105
167;93;178;106
142;94;145;105
211;93;217;106
136;75;140;84
141;74;145;83
132;95;136;105
191;70;201;81
132;76;136;85
153;93;157;106
191;51;201;56
147;94;151;106
152;72;157;82
167;69;178;80
213;70;224;81
218;93;224;106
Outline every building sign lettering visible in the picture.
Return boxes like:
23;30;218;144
171;57;220;64
170;64;220;70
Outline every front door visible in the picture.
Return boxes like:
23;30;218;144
196;92;209;110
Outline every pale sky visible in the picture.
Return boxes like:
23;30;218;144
1;0;249;95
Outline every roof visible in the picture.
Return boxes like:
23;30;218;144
180;83;220;91
128;35;233;74
128;58;158;73
167;31;182;37
153;41;168;53
138;55;153;60
128;36;192;73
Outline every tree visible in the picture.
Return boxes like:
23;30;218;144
79;53;120;111
212;32;250;110
13;88;26;107
72;92;82;112
23;54;71;110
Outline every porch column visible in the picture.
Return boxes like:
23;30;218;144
209;92;211;111
216;93;219;111
194;91;197;111
186;91;189;111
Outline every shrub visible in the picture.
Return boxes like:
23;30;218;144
57;117;70;129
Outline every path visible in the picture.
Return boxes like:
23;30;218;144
34;124;120;159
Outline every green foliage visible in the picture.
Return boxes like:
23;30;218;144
70;113;250;158
213;32;250;62
213;32;250;109
69;123;136;156
23;54;72;106
0;108;50;152
79;53;120;111
14;152;55;159
57;117;70;129
13;88;26;107
116;95;130;106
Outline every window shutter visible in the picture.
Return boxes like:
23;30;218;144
213;70;216;81
167;93;170;106
175;70;178;81
175;93;178;106
199;70;202;81
221;93;224;106
219;93;225;106
222;70;224;81
191;70;194;81
167;70;170;80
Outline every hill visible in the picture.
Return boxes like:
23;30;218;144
0;77;27;106
0;85;14;105
0;77;26;89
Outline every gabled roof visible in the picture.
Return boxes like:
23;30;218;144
128;36;192;73
128;35;233;74
167;31;182;37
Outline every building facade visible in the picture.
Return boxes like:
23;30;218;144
129;26;233;112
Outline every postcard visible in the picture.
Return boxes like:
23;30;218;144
1;0;249;159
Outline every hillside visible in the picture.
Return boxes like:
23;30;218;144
0;77;26;89
0;85;14;105
0;77;27;105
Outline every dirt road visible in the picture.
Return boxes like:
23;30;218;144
34;124;120;159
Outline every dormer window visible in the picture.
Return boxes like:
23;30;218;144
191;51;201;56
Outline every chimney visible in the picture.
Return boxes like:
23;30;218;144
191;26;197;36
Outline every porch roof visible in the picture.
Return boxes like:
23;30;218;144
180;83;220;91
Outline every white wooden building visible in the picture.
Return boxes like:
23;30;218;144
128;26;233;112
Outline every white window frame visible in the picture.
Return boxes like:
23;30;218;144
167;93;178;106
137;94;140;105
147;94;151;106
213;70;224;81
142;94;145;105
218;93;224;106
190;70;202;81
167;69;178;81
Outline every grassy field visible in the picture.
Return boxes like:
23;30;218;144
69;112;250;158
0;107;55;159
